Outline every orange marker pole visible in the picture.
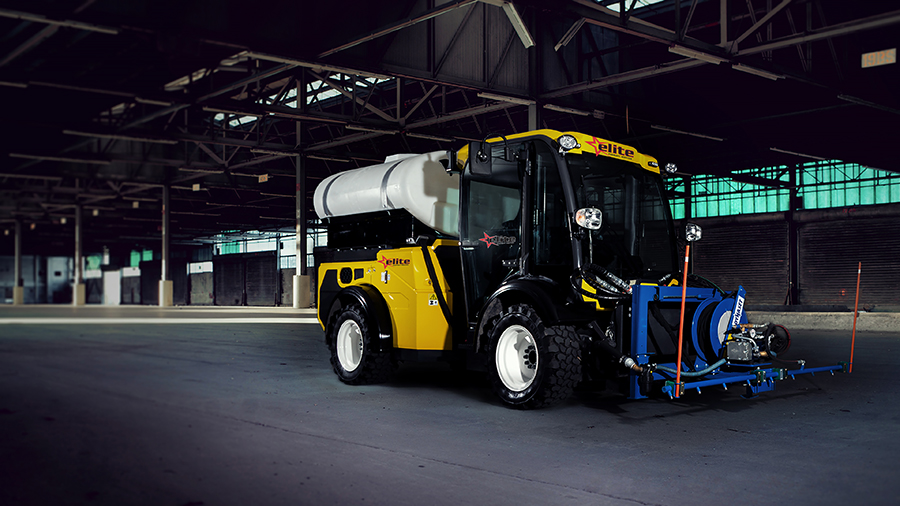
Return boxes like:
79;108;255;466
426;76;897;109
850;262;861;373
675;244;691;398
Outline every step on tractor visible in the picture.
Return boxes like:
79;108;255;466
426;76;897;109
313;129;845;408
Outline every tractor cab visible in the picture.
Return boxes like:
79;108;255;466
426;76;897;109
456;130;677;327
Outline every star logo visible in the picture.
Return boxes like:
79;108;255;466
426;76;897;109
478;231;516;249
479;232;497;248
586;136;603;156
378;255;410;268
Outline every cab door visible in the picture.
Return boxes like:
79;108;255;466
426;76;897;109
459;144;524;321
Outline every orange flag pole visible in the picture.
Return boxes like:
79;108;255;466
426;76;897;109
850;262;861;373
675;244;691;398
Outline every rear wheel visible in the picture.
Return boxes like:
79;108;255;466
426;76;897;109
485;304;581;408
328;303;392;384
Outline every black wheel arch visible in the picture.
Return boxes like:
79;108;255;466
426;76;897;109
325;285;394;353
475;277;562;352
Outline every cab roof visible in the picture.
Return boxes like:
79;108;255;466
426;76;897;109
456;129;660;174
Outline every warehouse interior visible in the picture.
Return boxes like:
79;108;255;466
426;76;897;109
1;0;899;308
2;2;900;505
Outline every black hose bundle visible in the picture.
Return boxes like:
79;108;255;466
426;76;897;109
570;263;632;302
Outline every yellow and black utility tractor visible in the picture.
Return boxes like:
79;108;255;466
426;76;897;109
313;129;841;408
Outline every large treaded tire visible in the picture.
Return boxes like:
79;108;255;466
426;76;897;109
327;303;392;385
485;304;581;409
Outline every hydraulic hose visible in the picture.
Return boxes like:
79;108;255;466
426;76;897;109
656;358;727;378
570;272;630;301
583;263;631;293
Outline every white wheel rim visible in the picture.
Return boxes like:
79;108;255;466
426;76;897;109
495;324;538;392
336;319;363;372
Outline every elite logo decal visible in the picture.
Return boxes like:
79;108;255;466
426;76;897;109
586;137;635;160
378;255;410;269
479;231;516;249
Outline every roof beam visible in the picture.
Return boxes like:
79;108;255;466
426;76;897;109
731;0;792;49
318;0;480;58
310;71;395;122
541;58;705;99
0;8;119;34
734;9;900;57
0;25;59;68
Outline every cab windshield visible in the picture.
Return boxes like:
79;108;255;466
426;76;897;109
567;154;676;280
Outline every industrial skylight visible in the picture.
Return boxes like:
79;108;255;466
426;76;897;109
213;74;394;129
602;0;667;12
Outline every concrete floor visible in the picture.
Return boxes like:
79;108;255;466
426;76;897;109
0;305;898;506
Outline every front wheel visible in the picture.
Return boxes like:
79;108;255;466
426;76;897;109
327;303;392;385
485;304;581;409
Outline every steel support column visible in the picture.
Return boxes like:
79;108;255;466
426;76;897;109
294;118;311;309
73;203;85;305
12;219;23;305
275;234;282;306
684;176;693;220
788;164;801;305
159;184;173;306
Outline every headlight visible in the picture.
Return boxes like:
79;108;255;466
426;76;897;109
575;208;603;230
557;134;580;152
665;162;678;174
685;222;702;242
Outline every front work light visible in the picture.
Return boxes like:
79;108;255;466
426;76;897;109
557;134;580;152
665;162;678;174
575;208;603;230
685;222;702;242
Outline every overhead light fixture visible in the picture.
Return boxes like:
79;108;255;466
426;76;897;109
477;92;536;106
480;1;534;48
543;104;591;117
500;2;535;48
192;183;202;191
202;106;260;117
135;97;173;107
92;209;100;216
258;174;269;183
132;201;140;209
63;129;178;145
837;94;900;115
405;132;455;142
651;125;725;142
732;63;784;80
178;167;220;174
60;217;67;225
345;125;399;135
9;153;111;165
249;148;299;157
555;18;585;52
308;154;352;163
770;147;827;161
668;45;728;65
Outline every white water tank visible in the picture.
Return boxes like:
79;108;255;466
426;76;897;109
313;150;459;237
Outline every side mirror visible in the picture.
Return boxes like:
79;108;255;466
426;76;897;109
441;149;458;173
469;141;491;175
